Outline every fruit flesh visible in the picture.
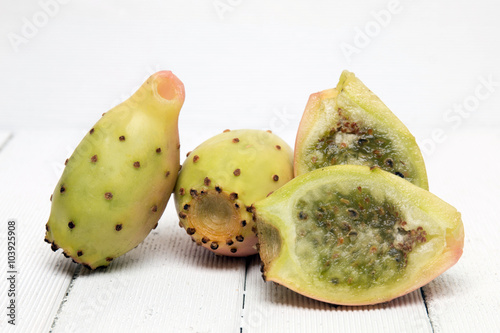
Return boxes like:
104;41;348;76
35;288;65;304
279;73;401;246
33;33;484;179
294;70;428;189
45;71;185;269
255;165;463;305
174;129;293;257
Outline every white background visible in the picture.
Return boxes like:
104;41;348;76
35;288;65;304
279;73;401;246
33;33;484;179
1;1;500;332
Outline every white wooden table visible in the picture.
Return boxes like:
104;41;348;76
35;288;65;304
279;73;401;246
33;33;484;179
0;128;499;332
1;0;500;331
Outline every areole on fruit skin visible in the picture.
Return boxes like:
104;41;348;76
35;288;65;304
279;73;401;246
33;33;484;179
45;71;185;269
254;165;464;306
174;129;294;257
294;70;429;190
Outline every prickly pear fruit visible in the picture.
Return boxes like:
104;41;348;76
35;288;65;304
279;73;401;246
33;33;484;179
174;129;293;257
255;165;464;306
44;71;185;269
294;70;428;189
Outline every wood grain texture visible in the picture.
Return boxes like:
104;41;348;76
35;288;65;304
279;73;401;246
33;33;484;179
241;256;432;333
0;131;81;332
421;129;500;333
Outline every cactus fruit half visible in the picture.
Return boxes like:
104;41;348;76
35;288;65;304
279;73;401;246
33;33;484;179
255;165;464;305
174;129;293;256
294;70;428;189
45;71;185;269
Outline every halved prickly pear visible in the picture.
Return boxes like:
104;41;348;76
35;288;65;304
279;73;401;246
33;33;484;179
45;71;185;269
294;70;428;189
255;165;463;306
174;129;293;256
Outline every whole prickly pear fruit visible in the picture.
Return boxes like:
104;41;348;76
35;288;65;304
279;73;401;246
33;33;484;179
294;70;428;189
174;129;293;256
44;71;185;269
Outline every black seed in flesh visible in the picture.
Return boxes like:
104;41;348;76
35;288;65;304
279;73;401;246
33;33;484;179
236;235;244;242
347;209;358;218
193;155;199;163
119;136;125;141
115;224;122;231
179;212;187;219
151;205;158;212
230;248;237;253
233;169;241;176
232;138;240;143
273;175;279;181
226;239;234;246
230;192;238;201
91;155;98;163
77;251;83;257
60;186;66;193
358;138;368;146
298;211;308;220
65;159;68;165
105;192;113;200
395;172;405;178
44;238;50;244
90;128;95;134
275;145;281;150
51;242;59;252
179;188;185;195
186;227;196;235
190;189;198;197
134;161;140;168
106;257;113;262
241;220;247;227
165;171;171;177
210;242;219;250
156;148;161;153
385;158;394;168
215;186;222;193
202;237;210;244
183;204;190;210
68;221;75;229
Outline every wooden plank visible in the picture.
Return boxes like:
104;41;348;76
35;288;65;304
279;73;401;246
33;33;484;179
0;131;83;332
50;132;247;332
422;129;500;332
242;256;432;333
0;132;12;150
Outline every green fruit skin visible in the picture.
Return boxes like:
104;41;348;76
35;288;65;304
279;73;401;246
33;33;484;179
45;71;185;269
255;165;464;306
174;129;293;257
294;70;429;190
